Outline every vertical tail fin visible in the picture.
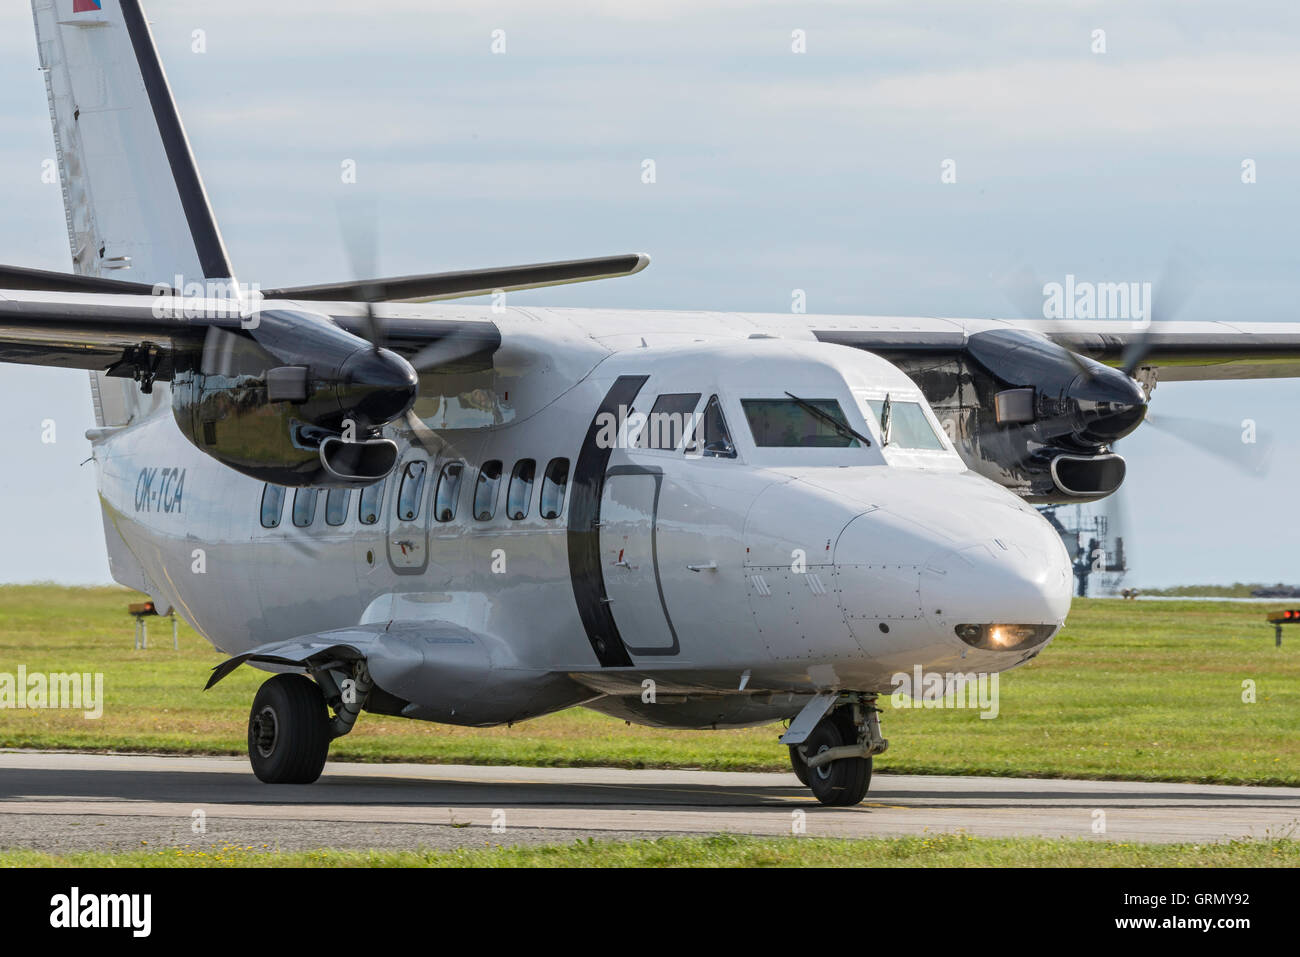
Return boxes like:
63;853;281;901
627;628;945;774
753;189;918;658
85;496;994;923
32;0;234;286
32;0;234;427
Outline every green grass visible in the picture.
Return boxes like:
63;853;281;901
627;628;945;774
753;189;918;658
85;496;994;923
4;834;1299;867
0;585;1296;785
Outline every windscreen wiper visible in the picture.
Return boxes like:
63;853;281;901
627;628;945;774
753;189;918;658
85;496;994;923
783;392;872;447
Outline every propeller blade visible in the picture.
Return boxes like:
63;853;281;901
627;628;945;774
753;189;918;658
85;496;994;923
336;200;385;353
408;334;495;373
338;200;378;288
1143;413;1274;476
361;301;383;355
997;261;1052;322
403;408;465;463
1118;250;1203;377
999;252;1204;382
997;261;1099;382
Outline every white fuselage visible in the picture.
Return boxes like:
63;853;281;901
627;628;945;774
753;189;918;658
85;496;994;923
92;308;1073;728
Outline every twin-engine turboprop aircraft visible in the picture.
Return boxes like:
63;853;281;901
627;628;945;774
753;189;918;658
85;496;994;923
4;1;1299;804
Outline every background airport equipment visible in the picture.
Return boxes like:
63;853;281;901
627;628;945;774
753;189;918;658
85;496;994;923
128;601;178;650
1266;609;1299;647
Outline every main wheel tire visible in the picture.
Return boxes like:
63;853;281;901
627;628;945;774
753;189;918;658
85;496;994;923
802;716;872;806
789;745;811;786
247;674;331;784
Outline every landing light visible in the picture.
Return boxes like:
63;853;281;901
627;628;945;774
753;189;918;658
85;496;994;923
954;623;1055;652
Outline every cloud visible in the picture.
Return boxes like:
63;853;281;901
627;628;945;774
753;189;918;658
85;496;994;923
743;53;1300;147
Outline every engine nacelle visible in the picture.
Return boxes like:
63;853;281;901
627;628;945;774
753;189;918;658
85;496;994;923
171;309;417;487
886;328;1146;503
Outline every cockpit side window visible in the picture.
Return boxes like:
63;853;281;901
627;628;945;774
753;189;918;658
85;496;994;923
865;399;946;450
741;398;862;448
686;394;736;459
637;393;701;450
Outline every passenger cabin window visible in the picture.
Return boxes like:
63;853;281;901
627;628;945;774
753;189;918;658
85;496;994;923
434;462;465;523
742;398;862;448
292;488;319;527
687;395;737;458
865;399;946;451
540;458;570;519
358;481;384;525
636;393;701;450
260;485;286;528
396;461;428;521
474;460;503;521
507;459;536;520
325;488;351;527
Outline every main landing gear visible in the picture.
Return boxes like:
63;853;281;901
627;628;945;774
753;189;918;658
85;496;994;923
784;693;888;806
247;661;373;784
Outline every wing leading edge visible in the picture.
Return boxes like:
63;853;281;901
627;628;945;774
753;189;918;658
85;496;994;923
812;317;1300;382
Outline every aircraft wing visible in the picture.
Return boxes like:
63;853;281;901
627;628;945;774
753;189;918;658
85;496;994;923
261;253;650;303
0;289;501;376
810;317;1300;381
0;254;649;306
0;252;649;376
7;288;1300;385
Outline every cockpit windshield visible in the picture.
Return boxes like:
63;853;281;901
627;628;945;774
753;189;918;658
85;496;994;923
741;398;863;448
864;398;945;450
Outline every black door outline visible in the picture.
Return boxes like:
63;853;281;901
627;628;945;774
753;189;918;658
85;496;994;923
603;464;681;657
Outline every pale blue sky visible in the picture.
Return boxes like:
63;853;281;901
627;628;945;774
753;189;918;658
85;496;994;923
0;1;1297;586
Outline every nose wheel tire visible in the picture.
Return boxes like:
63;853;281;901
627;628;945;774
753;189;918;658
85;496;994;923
802;716;873;806
247;673;331;784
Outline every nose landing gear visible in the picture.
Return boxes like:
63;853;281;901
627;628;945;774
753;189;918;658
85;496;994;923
785;693;888;806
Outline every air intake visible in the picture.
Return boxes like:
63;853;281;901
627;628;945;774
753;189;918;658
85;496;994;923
1049;453;1126;498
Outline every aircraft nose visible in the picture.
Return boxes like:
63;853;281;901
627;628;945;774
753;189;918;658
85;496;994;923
919;534;1073;640
828;470;1073;665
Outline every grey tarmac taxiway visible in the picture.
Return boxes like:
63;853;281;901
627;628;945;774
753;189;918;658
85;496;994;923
1;751;1296;853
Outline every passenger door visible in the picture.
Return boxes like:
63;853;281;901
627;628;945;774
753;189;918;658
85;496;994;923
600;465;679;655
